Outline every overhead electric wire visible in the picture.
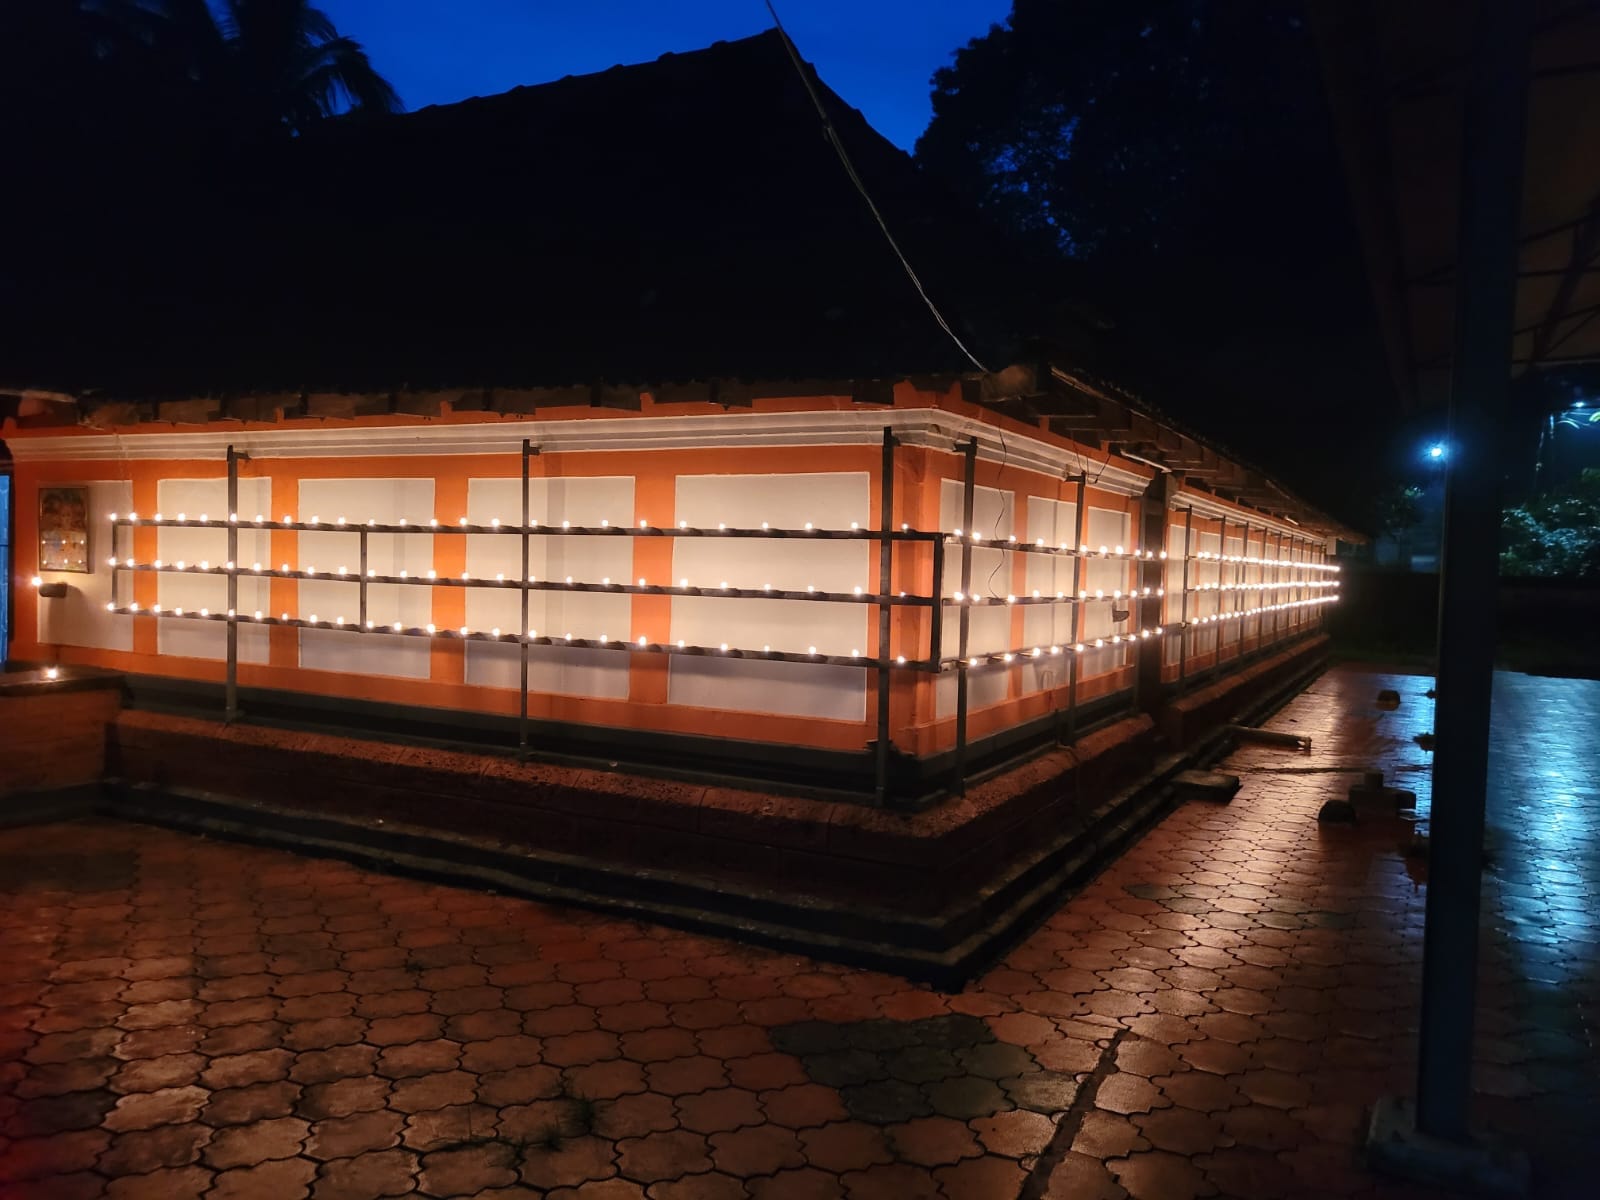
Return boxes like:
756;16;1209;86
763;0;990;375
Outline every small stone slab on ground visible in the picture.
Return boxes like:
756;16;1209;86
1172;770;1241;803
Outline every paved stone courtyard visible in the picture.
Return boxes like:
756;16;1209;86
1;665;1595;1198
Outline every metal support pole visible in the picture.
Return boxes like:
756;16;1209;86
1178;507;1193;693
225;445;241;723
1415;0;1530;1143
358;530;368;629
520;440;533;756
929;538;944;669
952;439;977;794
874;427;896;806
1065;473;1088;742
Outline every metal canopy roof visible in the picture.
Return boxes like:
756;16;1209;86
1313;0;1600;409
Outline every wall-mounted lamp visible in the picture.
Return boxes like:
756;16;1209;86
32;577;69;599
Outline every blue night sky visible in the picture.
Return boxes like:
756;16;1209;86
319;1;1013;150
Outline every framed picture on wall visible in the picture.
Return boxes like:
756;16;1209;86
39;486;91;572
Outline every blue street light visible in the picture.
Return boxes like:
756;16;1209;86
1427;443;1446;461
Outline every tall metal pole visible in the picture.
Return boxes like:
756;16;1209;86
874;427;896;806
1416;0;1530;1143
225;445;240;723
520;440;533;756
1177;507;1193;693
952;439;977;794
1065;473;1088;741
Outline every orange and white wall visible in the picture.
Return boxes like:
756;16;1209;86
7;384;1327;757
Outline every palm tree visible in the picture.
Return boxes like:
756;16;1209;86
90;0;402;138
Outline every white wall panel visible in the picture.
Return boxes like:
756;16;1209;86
667;473;868;720
155;479;272;662
36;481;132;652
1081;508;1133;675
463;476;633;699
936;479;1014;717
1021;497;1078;694
297;478;434;679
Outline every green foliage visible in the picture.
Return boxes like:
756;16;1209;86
1373;485;1424;540
1501;469;1600;578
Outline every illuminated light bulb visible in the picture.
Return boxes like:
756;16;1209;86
565;633;573;642
969;656;979;667
1095;638;1105;647
1006;594;1016;605
761;521;769;530
1003;652;1014;662
174;560;186;570
333;616;343;626
679;520;688;529
638;635;647;647
459;626;469;636
1008;534;1017;543
972;532;983;542
337;517;346;526
492;627;502;638
427;569;437;580
305;566;315;576
368;518;376;527
527;628;538;639
561;520;570;529
283;514;292;524
902;523;910;531
810;646;818;655
154;512;164;522
343;566;352;577
1113;590;1123;599
1115;545;1124;555
1057;591;1066;599
763;583;772;592
110;512;120;521
1079;589;1088;600
130;512;139;522
896;654;907;665
426;623;436;634
130;602;140;613
1075;642;1085;652
638;577;647;587
428;518;437;527
399;518;408;528
1059;542;1068;551
1160;550;1168;559
177;512;187;523
492;518;501;528
719;642;728;652
527;574;536;583
308;613;317;623
1036;538;1045;547
639;519;649;529
254;610;263;621
459;517;469;527
721;581;729;590
1050;645;1061;655
677;639;685;649
953;591;965;602
44;666;59;680
807;585;815;594
565;575;573;585
497;573;505;582
854;586;863;596
152;604;163;614
106;602;116;612
718;522;726;531
461;571;470;581
1080;544;1089;554
1032;589;1041;599
679;578;688;588
1095;589;1104;599
953;528;964;539
392;621;402;632
367;569;376;578
850;521;859;530
804;522;814;531
154;559;164;569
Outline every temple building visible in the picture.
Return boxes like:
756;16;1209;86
1;32;1348;980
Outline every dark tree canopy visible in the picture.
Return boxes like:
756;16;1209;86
915;0;1391;527
916;0;1316;262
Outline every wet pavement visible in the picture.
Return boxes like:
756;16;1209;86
0;664;1595;1198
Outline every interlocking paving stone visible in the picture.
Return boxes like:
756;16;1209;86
2;667;1596;1197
